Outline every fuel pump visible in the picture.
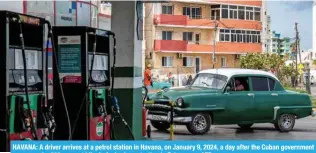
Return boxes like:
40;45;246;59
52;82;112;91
52;26;111;140
0;11;55;151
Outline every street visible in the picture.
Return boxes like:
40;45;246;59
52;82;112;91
150;117;316;140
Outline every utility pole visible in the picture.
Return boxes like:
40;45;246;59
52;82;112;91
212;11;218;69
294;22;301;85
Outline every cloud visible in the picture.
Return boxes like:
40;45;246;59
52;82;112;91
283;1;313;11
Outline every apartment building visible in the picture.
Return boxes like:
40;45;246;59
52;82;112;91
144;1;263;76
270;31;292;55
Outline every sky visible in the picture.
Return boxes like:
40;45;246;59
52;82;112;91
267;0;313;51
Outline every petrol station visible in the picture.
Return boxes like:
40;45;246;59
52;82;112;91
0;1;146;151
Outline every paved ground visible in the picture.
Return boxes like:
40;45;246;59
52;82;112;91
149;117;316;140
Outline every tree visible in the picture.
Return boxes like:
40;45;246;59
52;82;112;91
239;53;298;86
313;59;316;66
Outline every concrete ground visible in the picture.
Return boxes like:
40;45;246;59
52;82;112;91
149;117;316;140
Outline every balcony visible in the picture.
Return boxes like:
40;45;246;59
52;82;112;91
154;40;262;54
154;14;262;30
154;40;187;51
153;14;187;25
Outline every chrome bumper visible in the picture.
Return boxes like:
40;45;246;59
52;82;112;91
146;112;192;123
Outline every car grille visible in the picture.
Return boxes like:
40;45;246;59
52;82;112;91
145;100;182;116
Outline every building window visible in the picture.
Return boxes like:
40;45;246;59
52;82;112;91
254;7;261;21
219;29;261;43
211;5;220;20
221;57;227;67
221;5;229;19
231;30;237;42
220;29;230;41
162;31;172;40
183;32;193;41
162;56;173;67
245;7;254;20
183;7;201;19
220;4;260;21
238;6;245;20
236;30;243;42
162;5;173;14
229;5;238;19
195;33;200;44
183;56;194;67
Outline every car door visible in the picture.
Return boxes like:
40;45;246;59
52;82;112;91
250;76;279;121
224;76;255;123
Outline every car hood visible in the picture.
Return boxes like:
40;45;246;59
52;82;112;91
148;86;220;101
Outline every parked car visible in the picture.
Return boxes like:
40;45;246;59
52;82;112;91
152;81;171;90
145;68;315;135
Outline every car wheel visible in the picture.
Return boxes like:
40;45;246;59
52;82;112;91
237;124;253;129
274;113;295;132
186;113;211;135
150;121;170;131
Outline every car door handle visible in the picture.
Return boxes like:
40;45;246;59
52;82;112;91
248;93;254;96
271;93;278;96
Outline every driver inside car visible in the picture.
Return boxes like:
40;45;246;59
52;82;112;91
232;79;244;91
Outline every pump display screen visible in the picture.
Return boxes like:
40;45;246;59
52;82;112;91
88;53;109;84
9;70;42;86
88;54;108;70
14;49;41;70
8;48;43;91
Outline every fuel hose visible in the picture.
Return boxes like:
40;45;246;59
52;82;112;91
70;31;98;140
44;20;72;140
107;33;135;140
18;19;39;140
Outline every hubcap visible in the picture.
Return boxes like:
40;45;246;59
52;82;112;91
280;114;293;129
193;115;207;131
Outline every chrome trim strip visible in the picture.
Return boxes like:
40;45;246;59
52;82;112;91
145;104;183;111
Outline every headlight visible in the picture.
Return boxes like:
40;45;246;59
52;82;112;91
176;98;184;107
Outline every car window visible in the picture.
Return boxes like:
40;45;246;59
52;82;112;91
228;76;250;91
251;76;272;91
268;78;275;91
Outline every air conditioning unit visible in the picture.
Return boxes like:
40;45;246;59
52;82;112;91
177;53;183;59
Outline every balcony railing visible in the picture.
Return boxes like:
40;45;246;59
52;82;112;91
154;40;187;51
154;14;262;30
154;40;262;53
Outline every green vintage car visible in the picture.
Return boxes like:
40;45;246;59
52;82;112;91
145;68;315;135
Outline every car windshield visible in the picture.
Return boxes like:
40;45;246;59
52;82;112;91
190;73;228;89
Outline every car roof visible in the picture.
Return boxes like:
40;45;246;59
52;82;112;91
198;68;279;81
